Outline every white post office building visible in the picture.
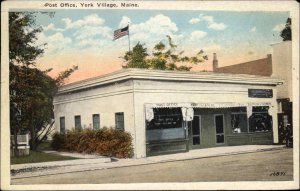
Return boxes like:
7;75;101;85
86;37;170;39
54;69;283;158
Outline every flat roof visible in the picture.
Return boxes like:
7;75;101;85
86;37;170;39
57;68;284;94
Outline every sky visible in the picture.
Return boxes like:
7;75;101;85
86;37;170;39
25;10;289;83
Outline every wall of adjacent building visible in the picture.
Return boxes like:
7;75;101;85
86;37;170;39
271;41;292;101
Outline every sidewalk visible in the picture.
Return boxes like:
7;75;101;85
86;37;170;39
11;145;286;179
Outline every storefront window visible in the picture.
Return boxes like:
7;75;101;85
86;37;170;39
146;108;183;130
249;106;272;132
231;114;248;133
231;107;248;133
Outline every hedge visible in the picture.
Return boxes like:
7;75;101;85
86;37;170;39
51;127;133;158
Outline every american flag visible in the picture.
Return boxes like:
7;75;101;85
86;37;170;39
113;26;129;40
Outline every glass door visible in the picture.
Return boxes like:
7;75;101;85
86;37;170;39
215;114;225;144
191;115;201;146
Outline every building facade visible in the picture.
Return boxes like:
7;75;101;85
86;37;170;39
54;69;283;158
214;41;293;143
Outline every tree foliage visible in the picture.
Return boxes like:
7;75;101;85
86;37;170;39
280;18;292;41
9;12;77;152
123;35;208;71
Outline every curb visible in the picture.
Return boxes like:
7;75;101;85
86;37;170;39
11;146;287;179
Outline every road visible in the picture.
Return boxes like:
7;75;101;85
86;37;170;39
12;148;293;184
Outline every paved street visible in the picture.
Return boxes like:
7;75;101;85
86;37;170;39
12;148;293;184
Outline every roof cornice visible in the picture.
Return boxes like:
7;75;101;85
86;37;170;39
57;68;284;94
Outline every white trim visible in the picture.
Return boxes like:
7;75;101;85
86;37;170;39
57;69;283;94
214;114;225;145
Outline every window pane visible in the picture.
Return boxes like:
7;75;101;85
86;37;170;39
146;108;183;130
216;134;224;143
75;115;81;130
193;137;200;145
249;112;272;132
93;114;100;129
115;112;124;130
215;115;224;134
231;114;248;133
192;116;200;135
60;117;65;134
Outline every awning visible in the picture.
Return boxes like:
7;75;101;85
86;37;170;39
145;102;272;122
145;102;272;109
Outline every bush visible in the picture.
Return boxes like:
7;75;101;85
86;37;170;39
51;133;65;150
51;127;134;158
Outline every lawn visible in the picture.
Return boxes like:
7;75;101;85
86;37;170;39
11;141;78;165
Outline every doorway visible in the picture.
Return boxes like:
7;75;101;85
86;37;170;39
189;115;201;147
215;114;225;144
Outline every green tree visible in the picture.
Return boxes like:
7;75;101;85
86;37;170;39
123;35;208;71
9;12;77;154
280;18;292;41
123;43;149;68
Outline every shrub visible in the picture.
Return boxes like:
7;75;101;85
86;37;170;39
51;133;65;150
50;127;134;158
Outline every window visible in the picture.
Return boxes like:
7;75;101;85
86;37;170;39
249;106;272;132
231;114;248;133
93;114;100;129
60;117;65;134
231;107;248;133
74;115;81;130
115;112;124;131
215;115;225;144
146;108;183;130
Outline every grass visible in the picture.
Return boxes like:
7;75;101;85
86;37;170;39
11;141;78;165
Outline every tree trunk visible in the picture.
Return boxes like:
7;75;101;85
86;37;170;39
13;126;19;157
30;113;37;151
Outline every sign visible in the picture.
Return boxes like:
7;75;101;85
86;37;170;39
146;102;272;109
248;89;273;98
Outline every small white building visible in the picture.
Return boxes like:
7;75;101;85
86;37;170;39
54;69;283;158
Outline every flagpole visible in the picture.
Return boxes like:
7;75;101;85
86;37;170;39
128;24;130;52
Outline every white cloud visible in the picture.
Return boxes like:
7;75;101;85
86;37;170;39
74;25;112;40
60;14;113;47
62;14;105;29
119;16;131;28
190;30;207;40
36;32;72;54
128;14;179;48
273;23;285;32
42;23;64;32
189;14;227;31
208;23;227;30
250;27;256;32
189;18;200;24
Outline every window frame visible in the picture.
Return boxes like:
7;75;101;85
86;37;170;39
74;115;82;130
60;116;65;134
92;114;100;129
115;112;124;131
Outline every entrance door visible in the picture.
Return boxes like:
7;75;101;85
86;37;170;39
191;115;201;146
215;114;225;144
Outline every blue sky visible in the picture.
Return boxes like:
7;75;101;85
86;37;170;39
19;9;290;82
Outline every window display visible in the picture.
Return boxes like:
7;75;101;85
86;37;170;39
146;108;183;130
249;106;272;132
231;107;248;133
